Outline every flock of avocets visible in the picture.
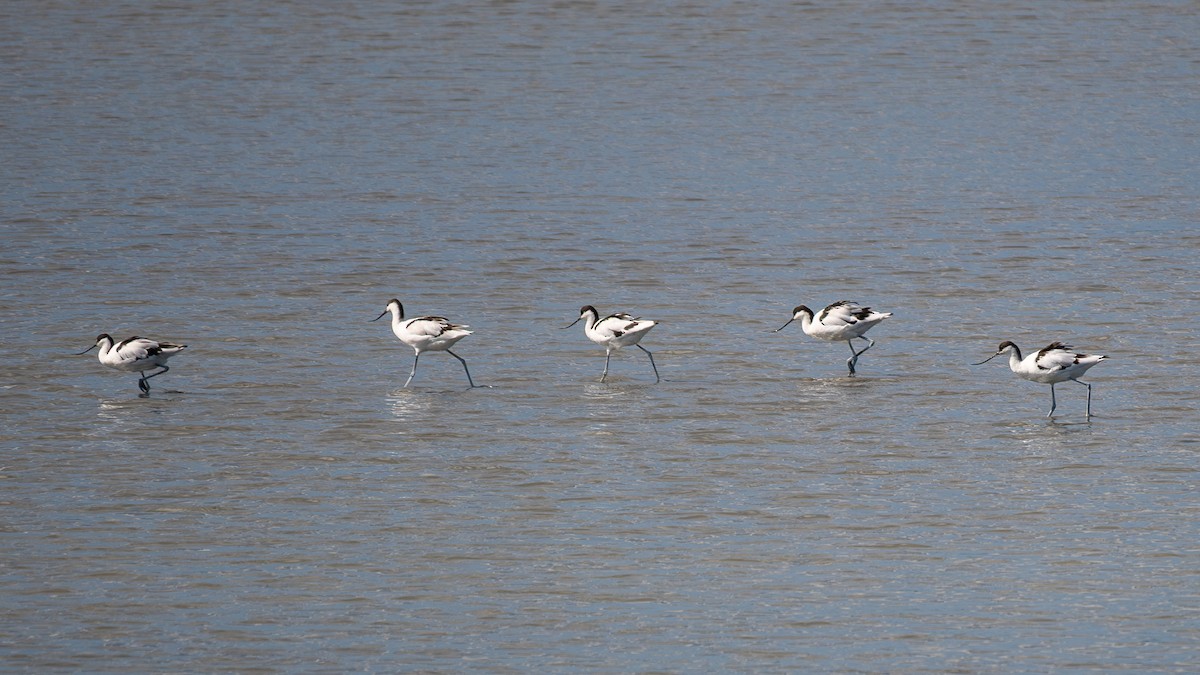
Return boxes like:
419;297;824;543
78;298;1110;419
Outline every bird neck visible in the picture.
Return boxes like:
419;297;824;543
1007;350;1024;372
798;310;815;331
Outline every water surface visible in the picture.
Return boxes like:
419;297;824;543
2;1;1199;671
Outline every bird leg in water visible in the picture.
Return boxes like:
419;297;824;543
404;354;421;387
447;349;476;388
1070;378;1093;417
637;344;660;383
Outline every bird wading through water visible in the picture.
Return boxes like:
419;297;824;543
77;333;187;395
775;300;892;376
372;299;476;388
973;341;1108;418
562;305;660;383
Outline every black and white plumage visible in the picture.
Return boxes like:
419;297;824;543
562;305;660;383
77;333;187;394
973;341;1108;418
775;300;892;376
371;299;476;388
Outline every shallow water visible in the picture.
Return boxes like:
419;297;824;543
3;0;1199;671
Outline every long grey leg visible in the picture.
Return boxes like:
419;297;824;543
142;365;170;381
853;336;875;357
845;341;858;376
637;345;660;383
1070;378;1092;417
138;365;170;393
1047;383;1057;418
845;337;875;376
447;349;476;388
600;349;612;382
404;353;421;387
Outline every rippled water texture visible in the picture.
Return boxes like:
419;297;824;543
3;1;1199;671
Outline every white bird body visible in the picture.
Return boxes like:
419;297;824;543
585;310;656;351
776;300;891;375
790;301;891;342
1003;341;1107;384
564;305;660;382
393;315;472;353
975;341;1108;417
372;299;476;387
79;333;187;393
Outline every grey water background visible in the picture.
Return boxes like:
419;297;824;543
3;0;1199;671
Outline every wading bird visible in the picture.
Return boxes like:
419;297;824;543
563;305;659;383
77;333;187;395
775;301;891;376
372;299;476;388
973;341;1108;418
